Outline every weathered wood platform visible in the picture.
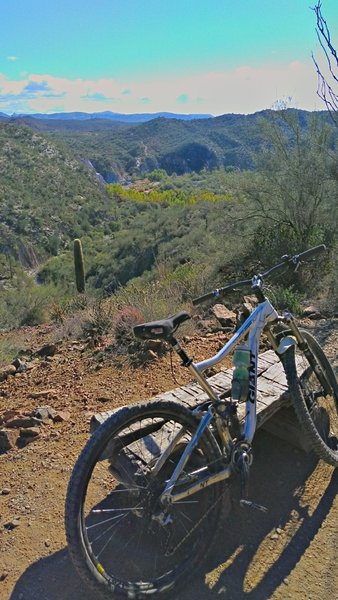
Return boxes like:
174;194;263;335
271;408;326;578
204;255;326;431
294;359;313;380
89;350;310;484
91;349;304;442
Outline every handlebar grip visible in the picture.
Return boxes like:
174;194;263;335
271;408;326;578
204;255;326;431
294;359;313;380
192;290;219;306
296;244;327;261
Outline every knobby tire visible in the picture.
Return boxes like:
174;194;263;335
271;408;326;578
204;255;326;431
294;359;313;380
281;330;338;467
65;400;230;599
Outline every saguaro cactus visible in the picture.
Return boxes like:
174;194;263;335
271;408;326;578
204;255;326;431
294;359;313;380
73;238;85;293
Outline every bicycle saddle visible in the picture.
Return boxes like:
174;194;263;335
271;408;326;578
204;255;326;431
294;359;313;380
133;311;191;341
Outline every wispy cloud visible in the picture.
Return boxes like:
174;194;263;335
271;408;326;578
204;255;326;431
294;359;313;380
0;62;320;115
81;92;113;103
6;56;18;61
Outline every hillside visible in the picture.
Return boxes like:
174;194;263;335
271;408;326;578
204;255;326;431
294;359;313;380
0;118;255;295
15;112;263;181
11;109;332;182
0;122;110;271
0;108;336;331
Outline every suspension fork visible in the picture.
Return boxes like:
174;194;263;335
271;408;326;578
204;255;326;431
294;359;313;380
267;315;331;396
286;315;332;394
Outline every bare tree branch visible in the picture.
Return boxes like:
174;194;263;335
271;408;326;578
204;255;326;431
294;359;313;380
312;1;338;124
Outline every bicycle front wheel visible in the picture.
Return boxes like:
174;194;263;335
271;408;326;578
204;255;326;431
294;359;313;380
282;330;338;467
65;400;228;600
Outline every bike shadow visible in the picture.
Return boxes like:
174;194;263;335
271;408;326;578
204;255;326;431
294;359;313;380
9;430;337;600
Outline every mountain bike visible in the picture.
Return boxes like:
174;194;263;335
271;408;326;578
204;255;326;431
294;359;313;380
65;244;337;600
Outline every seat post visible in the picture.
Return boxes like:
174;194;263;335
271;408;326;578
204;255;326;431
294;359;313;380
169;336;193;367
170;336;219;402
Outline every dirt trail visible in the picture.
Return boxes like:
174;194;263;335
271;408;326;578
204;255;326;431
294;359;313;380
0;320;337;600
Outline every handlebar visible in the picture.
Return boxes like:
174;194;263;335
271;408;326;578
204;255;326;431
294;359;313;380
192;244;327;306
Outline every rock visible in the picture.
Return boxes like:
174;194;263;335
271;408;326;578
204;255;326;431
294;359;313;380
235;295;258;327
243;295;257;313
53;410;71;423
35;343;57;358
17;429;40;447
97;396;111;403
0;364;17;382
5;416;42;429
12;358;28;373
146;339;164;352
0;571;8;581
212;304;236;327
4;518;20;530
31;406;56;421
0;429;19;452
28;389;58;399
0;409;19;425
19;428;40;438
302;305;322;319
1;488;11;495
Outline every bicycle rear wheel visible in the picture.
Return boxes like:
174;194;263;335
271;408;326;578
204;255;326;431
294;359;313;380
282;330;338;467
65;400;228;599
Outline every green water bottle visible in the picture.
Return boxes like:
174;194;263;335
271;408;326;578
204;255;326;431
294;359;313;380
231;344;251;402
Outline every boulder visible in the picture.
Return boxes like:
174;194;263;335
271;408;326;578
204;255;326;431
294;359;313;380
0;429;19;452
0;364;17;382
35;343;57;358
302;305;322;319
212;304;236;327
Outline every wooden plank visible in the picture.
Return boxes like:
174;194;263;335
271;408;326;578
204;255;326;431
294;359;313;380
259;349;279;365
90;349;300;448
259;361;287;386
89;346;312;485
257;376;287;403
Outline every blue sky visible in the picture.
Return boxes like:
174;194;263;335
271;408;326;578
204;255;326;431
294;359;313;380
1;0;338;115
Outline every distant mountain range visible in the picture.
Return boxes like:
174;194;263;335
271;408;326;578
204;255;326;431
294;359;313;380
0;110;213;123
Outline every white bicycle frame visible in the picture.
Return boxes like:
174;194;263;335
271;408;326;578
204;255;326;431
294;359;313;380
194;298;279;442
158;298;279;505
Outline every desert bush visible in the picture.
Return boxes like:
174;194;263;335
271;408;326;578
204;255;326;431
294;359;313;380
265;284;304;315
80;298;114;343
0;336;22;367
0;275;68;330
113;305;144;344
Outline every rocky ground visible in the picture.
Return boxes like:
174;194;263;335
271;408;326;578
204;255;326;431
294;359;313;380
0;316;337;600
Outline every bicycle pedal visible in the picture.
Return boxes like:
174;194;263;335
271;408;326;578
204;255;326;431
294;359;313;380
240;499;268;513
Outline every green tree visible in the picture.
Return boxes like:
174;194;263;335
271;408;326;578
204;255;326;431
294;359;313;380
244;109;338;253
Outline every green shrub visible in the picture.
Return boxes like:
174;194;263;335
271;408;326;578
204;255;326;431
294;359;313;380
0;336;22;367
265;285;304;314
0;275;68;330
